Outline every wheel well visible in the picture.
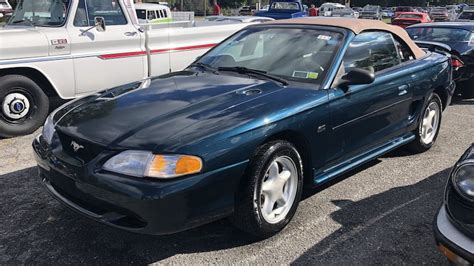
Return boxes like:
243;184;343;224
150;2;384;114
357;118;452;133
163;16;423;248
0;68;59;98
434;86;448;110
264;131;313;186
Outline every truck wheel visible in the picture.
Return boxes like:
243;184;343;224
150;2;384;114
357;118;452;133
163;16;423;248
407;93;442;153
230;140;303;238
0;75;49;137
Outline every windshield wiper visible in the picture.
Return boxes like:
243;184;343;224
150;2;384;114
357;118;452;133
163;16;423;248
189;62;218;73
218;66;289;86
10;18;35;27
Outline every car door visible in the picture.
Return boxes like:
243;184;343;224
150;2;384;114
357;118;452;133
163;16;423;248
68;0;145;95
326;31;415;165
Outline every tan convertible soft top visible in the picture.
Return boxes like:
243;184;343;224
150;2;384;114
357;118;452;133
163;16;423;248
265;18;425;59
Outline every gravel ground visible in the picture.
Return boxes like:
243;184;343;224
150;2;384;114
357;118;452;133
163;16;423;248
0;99;473;265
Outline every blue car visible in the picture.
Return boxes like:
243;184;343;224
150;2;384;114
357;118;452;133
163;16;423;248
33;18;455;238
254;0;307;19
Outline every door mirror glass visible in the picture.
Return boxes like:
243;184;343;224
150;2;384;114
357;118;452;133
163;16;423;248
336;68;375;90
95;17;106;32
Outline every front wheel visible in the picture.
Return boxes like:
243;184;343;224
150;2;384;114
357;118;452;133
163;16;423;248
0;75;49;137
230;141;303;238
407;93;442;153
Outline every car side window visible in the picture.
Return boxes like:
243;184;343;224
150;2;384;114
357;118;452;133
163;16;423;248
343;31;401;73
392;36;415;62
74;0;127;27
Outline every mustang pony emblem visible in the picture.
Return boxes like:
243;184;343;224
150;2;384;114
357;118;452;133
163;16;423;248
71;141;84;152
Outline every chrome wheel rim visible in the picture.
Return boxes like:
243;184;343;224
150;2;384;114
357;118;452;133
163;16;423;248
2;92;31;120
420;101;440;145
257;156;298;224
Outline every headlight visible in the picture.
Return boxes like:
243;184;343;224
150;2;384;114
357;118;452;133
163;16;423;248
103;151;203;179
452;163;474;201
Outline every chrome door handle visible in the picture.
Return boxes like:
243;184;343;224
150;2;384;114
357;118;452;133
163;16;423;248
398;85;408;96
124;32;138;37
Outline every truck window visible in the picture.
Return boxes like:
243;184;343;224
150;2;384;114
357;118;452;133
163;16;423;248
8;0;71;27
343;31;400;73
147;10;156;20
135;9;146;19
74;0;127;27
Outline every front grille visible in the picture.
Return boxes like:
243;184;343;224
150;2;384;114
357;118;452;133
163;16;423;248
57;131;104;164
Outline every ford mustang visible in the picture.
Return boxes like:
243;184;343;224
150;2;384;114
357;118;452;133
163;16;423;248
33;18;455;238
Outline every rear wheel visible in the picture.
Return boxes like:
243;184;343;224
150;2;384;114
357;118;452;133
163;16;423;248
230;141;303;238
407;93;442;153
0;75;49;137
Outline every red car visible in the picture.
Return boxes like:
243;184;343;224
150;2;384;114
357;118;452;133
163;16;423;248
392;12;432;28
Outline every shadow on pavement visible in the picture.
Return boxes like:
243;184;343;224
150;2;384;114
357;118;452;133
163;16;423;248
293;168;452;265
0;167;257;264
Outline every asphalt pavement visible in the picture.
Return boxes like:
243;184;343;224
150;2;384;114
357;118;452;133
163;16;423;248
1;99;473;265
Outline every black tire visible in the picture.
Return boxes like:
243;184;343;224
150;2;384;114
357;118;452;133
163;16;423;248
407;93;443;153
0;75;49;137
230;140;304;238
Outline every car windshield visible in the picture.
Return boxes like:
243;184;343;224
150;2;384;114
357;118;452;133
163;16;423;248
398;14;422;19
270;2;299;10
431;8;447;12
407;27;472;42
0;1;10;9
363;6;378;11
459;11;474;20
8;0;70;27
197;27;342;84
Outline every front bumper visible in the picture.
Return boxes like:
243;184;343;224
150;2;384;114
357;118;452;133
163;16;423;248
434;205;474;265
33;136;248;235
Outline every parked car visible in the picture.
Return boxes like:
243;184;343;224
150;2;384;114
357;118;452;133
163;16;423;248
135;3;172;24
0;0;255;137
0;0;12;17
33;18;455;238
458;9;474;21
381;8;395;19
254;0;308;19
359;5;382;20
318;2;345;17
406;22;474;98
238;5;255;16
434;144;474;265
429;7;457;21
391;12;432;28
395;6;415;18
330;7;359;18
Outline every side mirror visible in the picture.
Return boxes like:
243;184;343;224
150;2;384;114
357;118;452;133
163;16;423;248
336;68;375;92
80;17;106;36
94;17;106;32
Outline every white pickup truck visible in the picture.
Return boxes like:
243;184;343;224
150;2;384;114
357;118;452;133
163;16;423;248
0;0;253;137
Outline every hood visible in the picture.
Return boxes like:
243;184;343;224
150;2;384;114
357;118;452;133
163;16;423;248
0;26;48;60
55;71;323;152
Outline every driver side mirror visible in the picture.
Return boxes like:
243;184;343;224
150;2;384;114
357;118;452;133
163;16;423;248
335;68;375;92
94;17;106;32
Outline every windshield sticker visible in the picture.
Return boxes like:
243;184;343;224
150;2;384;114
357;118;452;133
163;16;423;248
317;35;332;41
292;71;319;80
